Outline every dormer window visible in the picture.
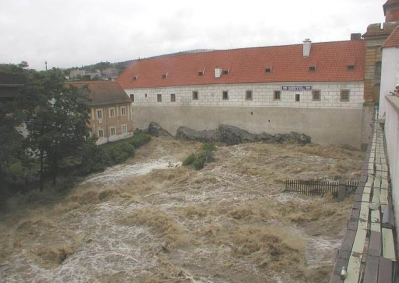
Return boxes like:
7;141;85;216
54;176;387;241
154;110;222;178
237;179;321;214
347;59;356;71
309;66;316;71
198;71;204;76
265;68;272;73
162;73;168;79
132;75;139;81
222;69;229;75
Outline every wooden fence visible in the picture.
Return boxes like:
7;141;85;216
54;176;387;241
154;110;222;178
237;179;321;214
284;180;359;198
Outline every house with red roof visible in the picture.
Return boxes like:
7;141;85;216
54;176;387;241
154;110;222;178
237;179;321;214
117;38;369;148
68;81;133;144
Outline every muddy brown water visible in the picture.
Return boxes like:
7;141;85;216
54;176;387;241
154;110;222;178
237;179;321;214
0;138;363;283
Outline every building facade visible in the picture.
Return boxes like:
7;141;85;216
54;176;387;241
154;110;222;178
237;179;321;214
363;0;399;105
118;39;372;149
69;81;134;145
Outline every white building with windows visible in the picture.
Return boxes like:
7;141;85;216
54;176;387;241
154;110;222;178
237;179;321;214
118;39;371;149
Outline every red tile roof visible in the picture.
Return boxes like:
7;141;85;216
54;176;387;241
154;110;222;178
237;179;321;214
67;81;131;106
383;26;399;48
117;40;365;89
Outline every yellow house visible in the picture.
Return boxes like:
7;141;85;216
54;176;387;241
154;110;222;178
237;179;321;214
69;81;133;144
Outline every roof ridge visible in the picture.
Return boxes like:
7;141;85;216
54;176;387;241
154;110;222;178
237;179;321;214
128;40;361;63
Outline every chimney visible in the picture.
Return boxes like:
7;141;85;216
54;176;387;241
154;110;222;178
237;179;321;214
215;66;222;78
303;39;311;57
351;33;362;40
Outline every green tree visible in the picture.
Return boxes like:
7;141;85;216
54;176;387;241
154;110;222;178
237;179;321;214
0;101;24;209
22;69;91;190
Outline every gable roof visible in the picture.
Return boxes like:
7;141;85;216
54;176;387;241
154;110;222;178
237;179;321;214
0;72;25;101
0;72;25;86
117;40;365;89
383;26;399;48
68;81;131;106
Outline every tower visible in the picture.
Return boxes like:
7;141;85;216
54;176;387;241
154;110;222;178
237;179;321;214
384;0;399;22
362;1;399;103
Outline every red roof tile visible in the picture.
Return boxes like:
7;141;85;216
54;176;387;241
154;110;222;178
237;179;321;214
383;26;399;48
117;41;365;89
67;81;131;106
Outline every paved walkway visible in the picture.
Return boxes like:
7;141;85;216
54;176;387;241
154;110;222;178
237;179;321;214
330;111;396;282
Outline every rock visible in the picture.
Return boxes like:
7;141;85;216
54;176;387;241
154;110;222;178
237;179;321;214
273;132;311;144
173;124;311;145
176;126;220;142
218;124;257;145
255;132;275;143
147;122;172;137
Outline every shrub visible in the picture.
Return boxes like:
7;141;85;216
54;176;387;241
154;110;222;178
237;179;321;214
78;138;107;175
183;153;196;166
193;150;212;170
129;131;152;148
103;142;135;165
202;142;216;152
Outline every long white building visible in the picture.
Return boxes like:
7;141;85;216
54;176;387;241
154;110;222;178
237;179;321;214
117;39;371;149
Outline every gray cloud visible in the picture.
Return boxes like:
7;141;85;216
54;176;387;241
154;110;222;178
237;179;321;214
0;0;385;70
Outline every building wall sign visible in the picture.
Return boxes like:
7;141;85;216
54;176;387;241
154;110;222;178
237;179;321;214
282;86;312;91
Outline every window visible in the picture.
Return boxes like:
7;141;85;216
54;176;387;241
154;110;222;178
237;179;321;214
145;93;148;98
157;94;162;102
162;73;167;79
198;71;204;76
245;90;253;100
171;93;176;102
109;108;115;118
120;106;127;116
222;70;229;75
312;90;321;101
295;94;300;102
192;91;199;100
375;62;382;79
309;66;316;71
265;68;271;73
340;90;350;102
110;127;116;136
274;91;281;100
133;75;138;80
347;65;355;71
130;94;134;102
96;109;103;120
222;91;229;100
98;129;104;138
121;124;127;134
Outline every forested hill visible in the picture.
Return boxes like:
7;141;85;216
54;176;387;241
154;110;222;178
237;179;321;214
65;49;215;75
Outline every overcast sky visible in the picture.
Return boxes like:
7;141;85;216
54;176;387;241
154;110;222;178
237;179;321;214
0;0;385;70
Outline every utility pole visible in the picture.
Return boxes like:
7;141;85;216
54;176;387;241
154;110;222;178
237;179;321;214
45;61;48;71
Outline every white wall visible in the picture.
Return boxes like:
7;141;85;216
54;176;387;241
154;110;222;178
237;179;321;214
126;81;364;109
96;132;133;145
385;96;399;240
379;48;399;119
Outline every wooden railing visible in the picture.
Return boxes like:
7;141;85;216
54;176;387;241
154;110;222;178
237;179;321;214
284;180;359;198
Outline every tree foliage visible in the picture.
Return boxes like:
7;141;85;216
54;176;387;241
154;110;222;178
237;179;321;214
21;69;91;189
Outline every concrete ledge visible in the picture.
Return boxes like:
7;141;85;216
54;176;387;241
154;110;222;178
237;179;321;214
386;95;399;115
